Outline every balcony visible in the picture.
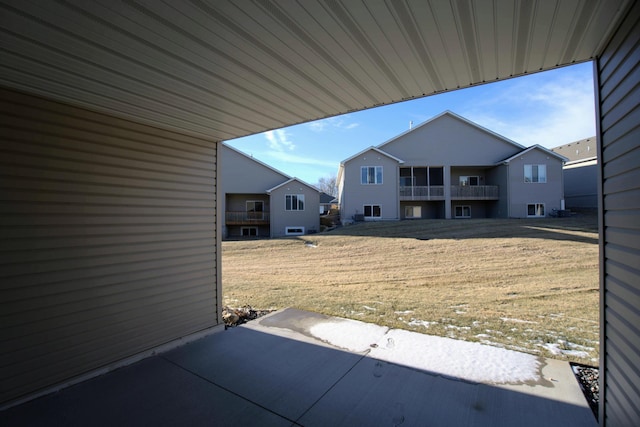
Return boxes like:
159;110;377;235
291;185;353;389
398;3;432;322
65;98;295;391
399;185;445;200
399;185;499;201
451;185;499;200
226;211;270;225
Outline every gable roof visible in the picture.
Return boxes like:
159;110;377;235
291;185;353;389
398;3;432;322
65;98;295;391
266;177;320;194
499;144;569;164
551;137;597;162
340;146;404;166
377;111;527;151
221;142;291;180
319;192;335;204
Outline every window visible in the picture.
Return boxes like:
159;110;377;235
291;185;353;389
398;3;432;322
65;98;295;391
363;205;381;218
241;227;258;237
527;203;545;217
454;205;471;218
459;176;479;186
361;166;383;184
285;194;304;211
246;201;264;220
524;165;546;183
285;226;304;235
405;206;421;219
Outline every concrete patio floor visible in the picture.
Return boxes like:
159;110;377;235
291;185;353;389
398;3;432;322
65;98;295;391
2;308;597;426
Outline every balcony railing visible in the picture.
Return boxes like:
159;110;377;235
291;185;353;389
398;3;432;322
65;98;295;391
399;186;445;200
399;185;498;200
451;185;499;199
226;211;270;225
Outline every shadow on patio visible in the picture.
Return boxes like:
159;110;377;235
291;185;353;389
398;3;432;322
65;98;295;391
1;309;596;426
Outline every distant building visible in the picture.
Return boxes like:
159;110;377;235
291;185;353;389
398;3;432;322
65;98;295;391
220;143;320;238
337;111;568;221
551;137;598;209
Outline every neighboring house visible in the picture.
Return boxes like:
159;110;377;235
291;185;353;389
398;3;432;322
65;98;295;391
337;111;568;221
319;192;336;214
552;137;598;209
220;143;320;238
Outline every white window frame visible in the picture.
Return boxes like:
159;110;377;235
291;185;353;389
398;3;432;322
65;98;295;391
361;166;383;184
363;204;381;218
285;194;305;211
241;227;258;237
524;164;547;183
454;205;471;218
404;206;421;219
527;203;546;217
459;176;479;186
285;226;305;235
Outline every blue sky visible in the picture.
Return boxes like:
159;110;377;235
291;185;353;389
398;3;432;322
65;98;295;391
225;62;596;185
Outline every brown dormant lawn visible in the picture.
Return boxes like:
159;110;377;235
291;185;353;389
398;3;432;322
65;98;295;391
222;214;599;365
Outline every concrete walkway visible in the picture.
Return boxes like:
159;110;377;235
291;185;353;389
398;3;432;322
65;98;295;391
1;308;597;426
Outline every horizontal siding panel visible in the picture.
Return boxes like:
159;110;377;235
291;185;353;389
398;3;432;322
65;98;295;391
1;237;214;265
604;189;640;210
0;90;219;154
605;259;640;291
602;145;640;179
3;280;216;356
1;251;215;290
1;165;214;194
606;277;640;320
605;243;640;270
605;367;639;426
2;305;216;403
1;135;214;178
604;209;640;229
597;2;639;82
606;294;640;346
603;160;640;193
1;262;215;327
605;345;640;418
0;87;221;151
0;88;219;404
599;44;640;109
602;121;640;163
1;177;214;200
605;230;640;250
1;230;215;252
1;244;214;279
1;152;215;186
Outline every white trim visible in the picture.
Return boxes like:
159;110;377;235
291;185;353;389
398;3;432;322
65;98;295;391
527;203;546;217
340;146;404;166
454;205;471;218
501;144;569;164
285;226;305;235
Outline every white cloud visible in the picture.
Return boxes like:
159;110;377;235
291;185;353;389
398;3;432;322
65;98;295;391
307;116;359;132
266;150;337;168
264;129;295;151
463;69;596;148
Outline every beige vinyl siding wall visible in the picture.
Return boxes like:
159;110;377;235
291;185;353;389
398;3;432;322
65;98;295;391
595;2;640;425
0;88;220;404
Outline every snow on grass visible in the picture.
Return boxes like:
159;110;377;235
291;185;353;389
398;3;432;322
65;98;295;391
500;317;538;324
310;318;540;384
406;319;437;328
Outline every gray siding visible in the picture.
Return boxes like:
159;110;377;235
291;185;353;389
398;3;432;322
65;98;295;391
564;161;599;209
341;150;400;221
0;88;220;404
595;2;640;425
269;181;320;237
506;149;565;218
380;113;522;166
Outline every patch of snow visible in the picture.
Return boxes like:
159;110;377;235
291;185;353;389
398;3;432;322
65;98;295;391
370;329;540;384
539;342;590;359
455;310;466;314
362;305;376;311
394;310;414;315
406;319;437;328
309;319;388;352
501;317;538;324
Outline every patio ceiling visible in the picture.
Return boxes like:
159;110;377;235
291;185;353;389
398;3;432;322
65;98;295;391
0;0;631;141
